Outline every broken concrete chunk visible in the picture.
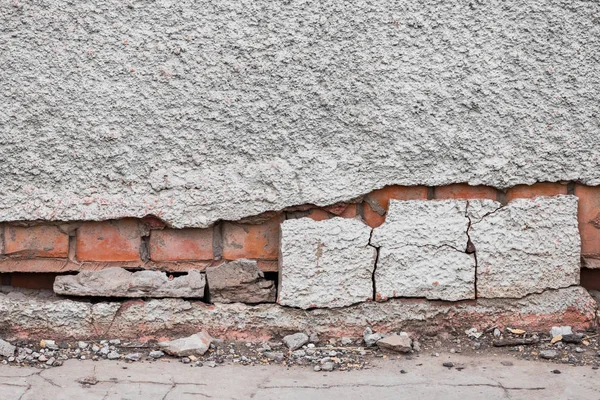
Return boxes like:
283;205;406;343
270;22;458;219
371;200;498;301
376;333;412;353
158;331;212;357
283;333;309;351
206;259;276;304
550;326;573;339
471;196;580;298
363;327;385;347
53;268;206;298
0;339;16;357
278;218;376;309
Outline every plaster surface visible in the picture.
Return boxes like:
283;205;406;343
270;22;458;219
1;1;599;226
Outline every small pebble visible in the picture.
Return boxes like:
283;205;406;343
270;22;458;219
551;369;561;374
443;362;454;368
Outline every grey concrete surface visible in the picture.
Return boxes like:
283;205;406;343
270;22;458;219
0;354;598;399
1;1;599;227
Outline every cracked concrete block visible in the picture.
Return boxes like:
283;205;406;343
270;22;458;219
205;259;276;304
371;200;499;301
278;218;376;309
53;268;206;298
470;196;580;298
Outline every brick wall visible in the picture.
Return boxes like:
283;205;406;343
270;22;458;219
1;182;599;292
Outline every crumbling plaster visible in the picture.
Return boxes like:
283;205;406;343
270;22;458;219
1;1;599;227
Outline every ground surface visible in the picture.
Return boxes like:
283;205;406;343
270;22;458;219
0;354;598;399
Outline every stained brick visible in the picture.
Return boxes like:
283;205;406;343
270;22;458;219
76;220;142;262
434;183;497;200
306;209;331;221
3;225;68;258
222;217;281;260
339;204;358;219
506;182;568;202
10;273;57;290
149;228;214;261
574;185;600;257
363;185;428;228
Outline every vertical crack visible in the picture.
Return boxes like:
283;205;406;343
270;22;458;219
465;201;478;299
367;229;380;301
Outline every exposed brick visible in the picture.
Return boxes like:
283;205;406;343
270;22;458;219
363;186;428;228
149;228;213;261
10;273;57;290
434;183;497;200
306;209;331;221
506;182;568;202
322;202;350;216
0;258;212;273
3;225;68;258
76;220;142;262
339;204;358;219
574;185;600;257
222;217;281;260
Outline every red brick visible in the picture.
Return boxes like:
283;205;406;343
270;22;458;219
339;204;358;219
3;225;68;258
306;209;331;221
76;220;141;262
363;186;428;228
222;217;281;260
322;203;350;216
581;268;600;291
149;228;213;261
257;260;278;272
434;184;497;200
506;182;568;202
575;185;600;257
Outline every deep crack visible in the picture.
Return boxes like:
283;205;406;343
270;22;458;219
367;229;380;301
465;201;478;299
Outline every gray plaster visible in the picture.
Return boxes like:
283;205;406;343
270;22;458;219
1;1;599;227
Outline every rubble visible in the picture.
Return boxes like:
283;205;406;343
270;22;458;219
159;332;213;357
376;333;412;353
0;339;16;358
53;268;206;298
283;333;309;351
206;259;276;304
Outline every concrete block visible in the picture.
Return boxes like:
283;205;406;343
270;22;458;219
278;218;376;309
206;259;276;304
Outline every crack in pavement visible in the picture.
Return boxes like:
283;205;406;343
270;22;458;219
257;382;546;392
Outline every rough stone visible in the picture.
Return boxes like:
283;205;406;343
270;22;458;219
107;351;120;360
376;333;412;353
1;1;599;228
550;326;573;339
206;260;276;304
148;351;164;359
540;350;558;360
282;333;309;351
471;196;580;298
53;268;206;298
0;287;594;341
371;200;494;301
363;328;385;347
159;332;213;357
278;218;376;309
0;339;16;358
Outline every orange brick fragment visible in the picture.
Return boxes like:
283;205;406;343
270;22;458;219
149;228;214;261
363;186;428;228
434;184;497;200
574;185;600;257
222;217;281;260
506;183;568;202
76;220;141;262
3;225;68;258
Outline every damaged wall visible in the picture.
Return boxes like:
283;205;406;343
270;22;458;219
1;0;599;227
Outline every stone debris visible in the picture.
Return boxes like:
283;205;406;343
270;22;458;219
376;333;412;353
159;331;213;357
551;326;573;339
148;350;164;359
0;339;16;358
540;350;558;360
363;328;385;347
471;196;580;298
278;218;376;309
283;333;309;351
371;200;487;301
54;268;206;298
206;259;276;304
107;351;120;360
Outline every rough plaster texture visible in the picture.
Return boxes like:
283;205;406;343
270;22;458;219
1;1;599;227
278;218;376;309
205;259;276;304
0;286;594;341
53;267;206;298
371;200;492;301
471;196;581;298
